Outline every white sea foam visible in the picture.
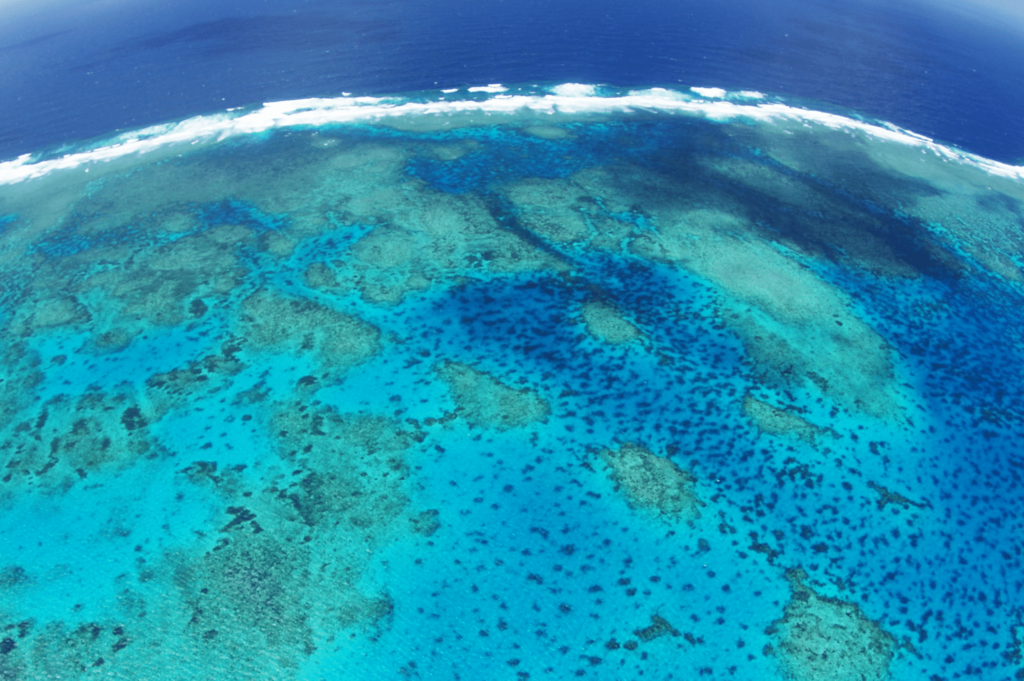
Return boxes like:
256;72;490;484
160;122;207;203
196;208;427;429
1;84;1021;185
467;84;507;93
691;87;727;99
550;83;597;97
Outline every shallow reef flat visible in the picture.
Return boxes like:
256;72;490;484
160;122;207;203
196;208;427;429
0;99;1023;681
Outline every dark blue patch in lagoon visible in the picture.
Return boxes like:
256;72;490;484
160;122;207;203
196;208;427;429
424;259;751;453
404;122;663;194
621;118;967;282
32;217;147;259
30;198;284;259
197;199;287;234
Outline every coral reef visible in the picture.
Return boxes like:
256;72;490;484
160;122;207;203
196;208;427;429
743;395;837;445
436;360;550;431
597;443;701;521
581;300;641;345
767;568;897;681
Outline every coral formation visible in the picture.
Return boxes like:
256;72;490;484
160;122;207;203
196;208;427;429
767;568;897;681
743;395;837;445
436;360;550;431
597;443;701;521
580;299;641;345
0;389;161;498
239;289;381;373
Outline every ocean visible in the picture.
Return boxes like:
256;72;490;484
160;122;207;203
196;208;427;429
2;0;1023;164
1;2;1024;681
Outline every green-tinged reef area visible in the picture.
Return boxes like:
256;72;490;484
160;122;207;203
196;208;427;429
0;96;1023;680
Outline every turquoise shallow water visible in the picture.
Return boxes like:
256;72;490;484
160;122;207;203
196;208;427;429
0;86;1023;680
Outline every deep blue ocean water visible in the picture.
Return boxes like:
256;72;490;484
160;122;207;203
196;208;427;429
1;0;1023;164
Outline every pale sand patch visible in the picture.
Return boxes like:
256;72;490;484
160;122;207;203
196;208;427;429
522;125;574;140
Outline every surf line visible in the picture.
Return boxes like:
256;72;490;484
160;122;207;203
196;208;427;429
2;85;1021;185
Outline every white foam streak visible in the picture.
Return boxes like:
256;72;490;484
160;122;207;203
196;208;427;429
691;87;727;98
467;84;507;93
550;83;597;97
2;84;1021;185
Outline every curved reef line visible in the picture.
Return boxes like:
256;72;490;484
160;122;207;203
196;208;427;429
3;84;1022;185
